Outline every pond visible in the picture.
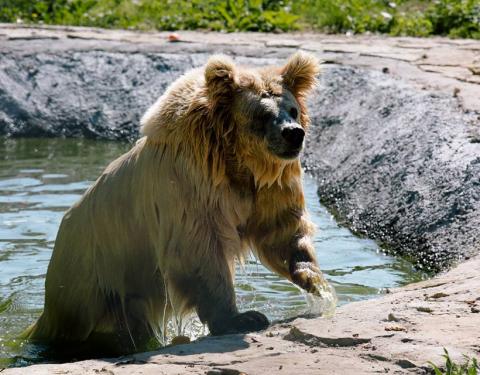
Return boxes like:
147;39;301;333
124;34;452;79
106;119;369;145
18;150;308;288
0;138;424;368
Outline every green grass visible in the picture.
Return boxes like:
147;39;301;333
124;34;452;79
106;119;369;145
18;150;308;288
294;0;480;38
0;0;299;32
0;0;479;38
429;349;479;375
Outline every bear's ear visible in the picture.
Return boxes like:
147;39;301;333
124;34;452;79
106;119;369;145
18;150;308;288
281;51;320;96
205;55;237;99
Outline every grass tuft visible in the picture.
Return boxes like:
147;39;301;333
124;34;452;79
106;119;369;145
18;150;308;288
429;348;479;375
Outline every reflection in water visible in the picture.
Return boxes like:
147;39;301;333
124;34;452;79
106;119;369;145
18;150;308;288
0;138;424;368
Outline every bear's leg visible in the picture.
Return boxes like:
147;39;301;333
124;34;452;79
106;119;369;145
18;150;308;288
30;285;103;343
89;267;169;354
170;258;269;335
90;293;161;353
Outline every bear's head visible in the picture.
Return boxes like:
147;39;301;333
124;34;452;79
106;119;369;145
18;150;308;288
141;52;319;188
204;52;319;164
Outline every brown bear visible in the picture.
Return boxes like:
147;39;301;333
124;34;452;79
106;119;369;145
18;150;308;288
27;52;323;354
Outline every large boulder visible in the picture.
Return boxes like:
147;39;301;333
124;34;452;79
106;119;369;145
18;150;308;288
305;66;480;272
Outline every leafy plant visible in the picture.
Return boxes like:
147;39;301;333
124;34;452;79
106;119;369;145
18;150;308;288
293;0;396;34
429;348;479;375
390;13;433;37
0;0;479;39
426;0;480;39
0;0;297;32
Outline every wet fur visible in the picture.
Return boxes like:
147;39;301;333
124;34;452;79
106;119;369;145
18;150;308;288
27;52;321;353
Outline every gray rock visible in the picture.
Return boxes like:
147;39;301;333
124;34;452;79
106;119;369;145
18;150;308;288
305;66;480;272
0;51;192;140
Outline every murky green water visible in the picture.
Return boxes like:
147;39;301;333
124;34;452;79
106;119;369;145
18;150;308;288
0;138;424;368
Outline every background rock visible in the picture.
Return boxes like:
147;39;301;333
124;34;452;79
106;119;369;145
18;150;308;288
306;66;480;272
0;51;189;140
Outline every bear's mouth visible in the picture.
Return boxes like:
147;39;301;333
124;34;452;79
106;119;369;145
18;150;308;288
275;147;302;160
266;135;303;161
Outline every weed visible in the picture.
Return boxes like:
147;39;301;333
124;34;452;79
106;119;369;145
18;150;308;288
429;348;479;375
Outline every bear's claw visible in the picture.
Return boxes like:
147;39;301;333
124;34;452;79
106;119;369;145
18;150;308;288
291;261;325;295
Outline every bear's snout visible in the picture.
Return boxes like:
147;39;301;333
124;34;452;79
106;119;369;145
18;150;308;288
281;126;305;149
266;122;305;160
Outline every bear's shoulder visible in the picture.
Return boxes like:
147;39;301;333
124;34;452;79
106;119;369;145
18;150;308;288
140;67;206;139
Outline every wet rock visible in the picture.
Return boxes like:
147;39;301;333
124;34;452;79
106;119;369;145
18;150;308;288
305;66;480;272
0;51;193;141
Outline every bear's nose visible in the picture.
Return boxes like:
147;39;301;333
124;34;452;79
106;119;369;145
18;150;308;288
281;126;305;147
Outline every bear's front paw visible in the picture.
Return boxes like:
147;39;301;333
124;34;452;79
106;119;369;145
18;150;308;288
291;261;326;296
230;310;270;334
209;310;270;335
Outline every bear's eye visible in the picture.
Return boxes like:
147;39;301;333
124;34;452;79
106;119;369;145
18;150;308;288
289;107;298;119
260;91;269;99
